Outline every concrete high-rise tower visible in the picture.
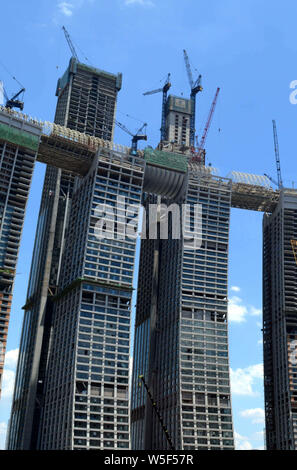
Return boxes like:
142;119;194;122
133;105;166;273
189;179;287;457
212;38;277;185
130;74;234;449
7;58;123;449
164;95;192;147
263;190;297;449
0;109;42;397
4;52;297;451
131;160;235;450
7;69;235;449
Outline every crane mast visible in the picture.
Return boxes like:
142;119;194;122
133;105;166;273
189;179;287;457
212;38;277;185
272;119;283;189
143;73;171;143
183;49;202;148
264;121;284;189
198;87;220;154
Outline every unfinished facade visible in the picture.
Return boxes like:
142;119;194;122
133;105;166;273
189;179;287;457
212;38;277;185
263;190;297;449
131;165;234;450
1;55;297;451
7;58;123;449
0;110;42;397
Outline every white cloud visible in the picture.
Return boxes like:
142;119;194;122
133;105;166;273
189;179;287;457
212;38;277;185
228;293;262;323
258;339;263;346
230;286;240;292
234;431;253;450
228;296;248;323
0;349;19;448
230;363;263;396
4;349;19;369
240;408;265;424
1;348;18;400
125;0;155;6
56;0;95;21
253;430;265;441
58;1;74;16
235;429;265;450
250;306;262;316
1;368;16;399
0;422;7;450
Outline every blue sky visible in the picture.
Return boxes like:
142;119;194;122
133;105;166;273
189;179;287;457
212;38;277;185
1;0;297;450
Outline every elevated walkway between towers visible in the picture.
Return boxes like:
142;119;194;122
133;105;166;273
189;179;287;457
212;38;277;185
227;172;281;212
0;106;291;213
0;106;130;175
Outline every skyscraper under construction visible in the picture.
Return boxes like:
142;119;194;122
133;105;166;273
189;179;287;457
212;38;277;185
4;42;297;450
0;110;42;397
131;95;234;450
263;190;297;449
7;58;126;449
6;53;235;450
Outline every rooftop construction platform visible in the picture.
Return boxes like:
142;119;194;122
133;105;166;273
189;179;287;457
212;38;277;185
0;105;293;213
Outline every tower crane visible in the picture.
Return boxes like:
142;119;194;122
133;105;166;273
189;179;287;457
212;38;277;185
62;25;79;61
264;120;283;189
272;119;283;189
115;120;147;155
4;86;25;111
143;73;171;143
195;87;220;162
0;61;25;111
183;49;203;148
191;87;220;163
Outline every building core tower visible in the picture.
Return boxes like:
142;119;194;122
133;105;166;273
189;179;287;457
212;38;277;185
0;110;42;397
164;96;192;147
131;94;235;450
263;190;297;449
7;59;123;449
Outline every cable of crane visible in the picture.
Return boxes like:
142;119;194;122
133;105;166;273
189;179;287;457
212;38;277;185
73;40;93;66
69;32;94;66
144;73;171;92
117;110;146;124
62;26;93;66
0;59;24;89
159;73;169;83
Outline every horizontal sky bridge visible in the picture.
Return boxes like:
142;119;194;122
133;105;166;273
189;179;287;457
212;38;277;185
0;106;290;213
